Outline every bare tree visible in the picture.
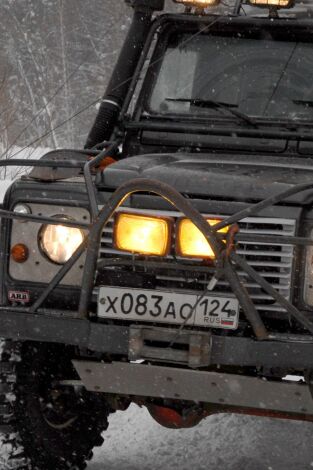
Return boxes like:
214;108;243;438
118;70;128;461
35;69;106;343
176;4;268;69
0;0;178;175
0;67;50;179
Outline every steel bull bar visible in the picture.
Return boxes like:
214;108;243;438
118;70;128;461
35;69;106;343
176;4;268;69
2;148;313;346
78;175;313;341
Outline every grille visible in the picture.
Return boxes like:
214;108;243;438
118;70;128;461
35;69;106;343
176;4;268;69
98;208;296;315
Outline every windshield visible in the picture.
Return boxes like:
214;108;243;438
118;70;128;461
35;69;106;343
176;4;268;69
149;33;313;122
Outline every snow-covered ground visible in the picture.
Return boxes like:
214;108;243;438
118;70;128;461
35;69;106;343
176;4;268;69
88;405;313;470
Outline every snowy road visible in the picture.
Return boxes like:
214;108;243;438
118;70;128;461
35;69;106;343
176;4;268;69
88;405;313;470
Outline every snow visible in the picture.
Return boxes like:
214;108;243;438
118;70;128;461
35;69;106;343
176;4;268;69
88;405;313;470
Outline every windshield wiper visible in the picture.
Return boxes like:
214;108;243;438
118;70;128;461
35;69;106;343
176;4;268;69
166;98;258;128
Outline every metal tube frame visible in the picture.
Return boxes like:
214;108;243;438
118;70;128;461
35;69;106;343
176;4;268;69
2;149;313;340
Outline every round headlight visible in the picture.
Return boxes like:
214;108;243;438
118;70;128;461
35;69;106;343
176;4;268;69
39;217;84;264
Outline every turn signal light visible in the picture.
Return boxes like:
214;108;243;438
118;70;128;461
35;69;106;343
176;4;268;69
177;218;228;259
114;213;171;256
88;156;116;172
11;244;29;263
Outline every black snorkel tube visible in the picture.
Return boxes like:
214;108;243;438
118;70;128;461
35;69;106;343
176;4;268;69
85;0;164;149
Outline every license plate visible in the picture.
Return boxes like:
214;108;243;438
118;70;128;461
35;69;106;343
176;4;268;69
98;287;239;330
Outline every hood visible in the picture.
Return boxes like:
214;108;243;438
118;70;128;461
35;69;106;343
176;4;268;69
99;153;313;204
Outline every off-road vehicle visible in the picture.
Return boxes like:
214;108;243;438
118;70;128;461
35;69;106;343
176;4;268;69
2;0;313;467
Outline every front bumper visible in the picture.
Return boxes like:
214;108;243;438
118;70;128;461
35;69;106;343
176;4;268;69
1;306;313;370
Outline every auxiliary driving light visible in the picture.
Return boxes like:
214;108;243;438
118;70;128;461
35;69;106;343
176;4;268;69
177;218;228;259
248;0;293;7
114;212;171;256
173;0;220;7
39;218;84;265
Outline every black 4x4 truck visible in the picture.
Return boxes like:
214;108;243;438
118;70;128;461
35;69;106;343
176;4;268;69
2;0;313;467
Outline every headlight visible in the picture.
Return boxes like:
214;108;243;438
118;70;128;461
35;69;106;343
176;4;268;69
114;212;171;256
177;218;228;259
39;217;85;264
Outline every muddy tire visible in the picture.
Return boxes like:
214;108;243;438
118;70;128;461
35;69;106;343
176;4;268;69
0;340;109;470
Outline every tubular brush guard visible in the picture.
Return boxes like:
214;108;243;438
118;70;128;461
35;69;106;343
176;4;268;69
1;147;313;341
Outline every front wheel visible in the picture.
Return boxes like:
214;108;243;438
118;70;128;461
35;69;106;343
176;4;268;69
0;341;110;470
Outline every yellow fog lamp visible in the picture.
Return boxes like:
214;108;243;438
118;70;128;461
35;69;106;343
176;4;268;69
173;0;220;7
39;217;85;265
248;0;294;8
114;212;171;256
177;218;228;259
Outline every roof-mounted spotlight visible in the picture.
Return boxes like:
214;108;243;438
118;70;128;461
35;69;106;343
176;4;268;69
173;0;220;8
247;0;294;8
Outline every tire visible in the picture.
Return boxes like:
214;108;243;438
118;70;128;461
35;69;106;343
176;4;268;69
0;340;110;470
